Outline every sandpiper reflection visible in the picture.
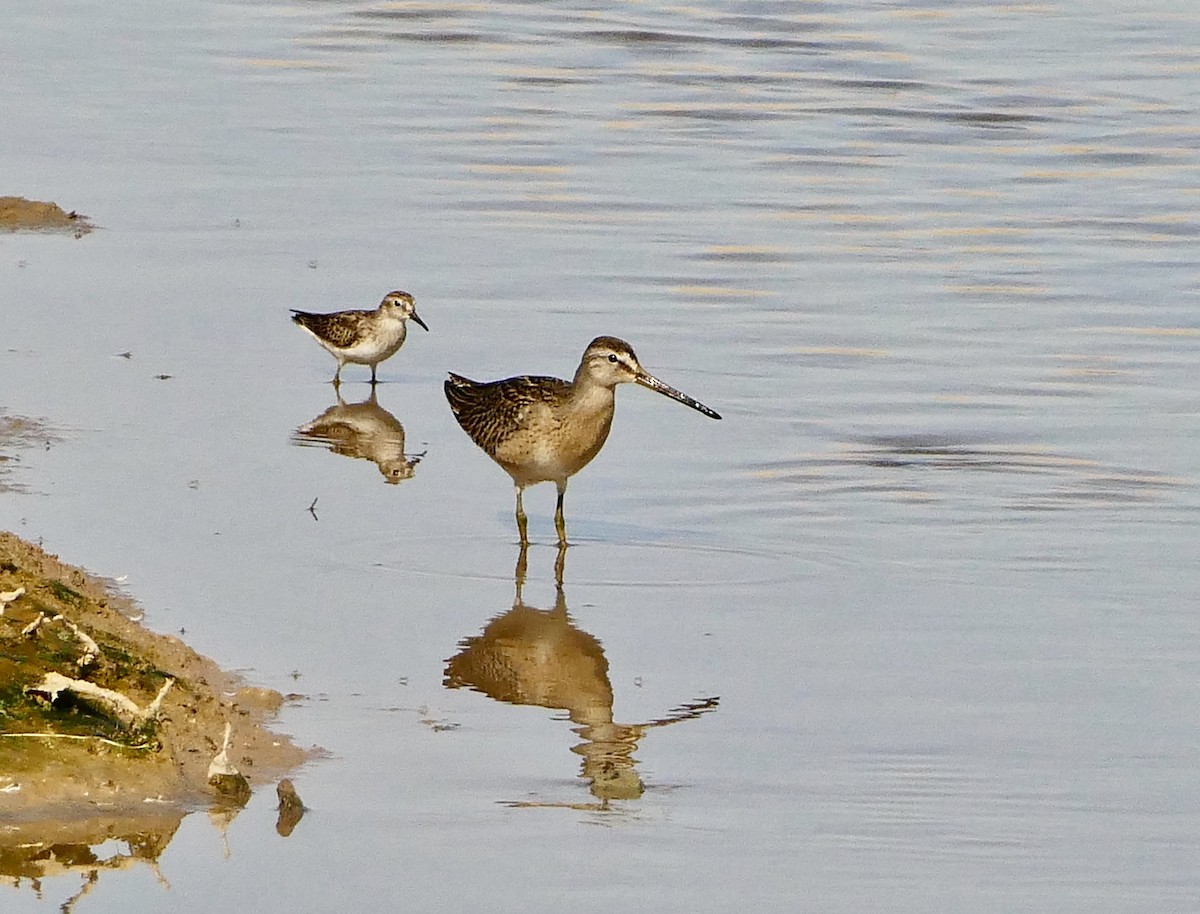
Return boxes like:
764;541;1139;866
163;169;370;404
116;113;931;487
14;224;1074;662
444;545;718;807
292;388;423;484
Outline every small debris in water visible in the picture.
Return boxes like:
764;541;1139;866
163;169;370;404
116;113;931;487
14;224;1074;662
275;778;306;837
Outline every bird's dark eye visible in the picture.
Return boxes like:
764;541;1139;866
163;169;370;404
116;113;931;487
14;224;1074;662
608;353;618;363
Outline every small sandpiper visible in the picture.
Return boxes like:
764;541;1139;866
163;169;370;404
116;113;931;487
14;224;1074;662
291;290;428;384
444;336;721;545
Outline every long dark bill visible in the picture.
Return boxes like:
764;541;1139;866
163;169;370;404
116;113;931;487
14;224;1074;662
636;372;722;420
410;309;430;331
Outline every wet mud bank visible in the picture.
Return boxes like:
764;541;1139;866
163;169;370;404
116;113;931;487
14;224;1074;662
4;198;308;884
0;196;93;235
0;531;310;874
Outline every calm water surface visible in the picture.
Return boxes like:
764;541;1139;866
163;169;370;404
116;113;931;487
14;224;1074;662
4;1;1200;911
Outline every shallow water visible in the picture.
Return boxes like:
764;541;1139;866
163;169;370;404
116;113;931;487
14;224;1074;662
4;1;1200;910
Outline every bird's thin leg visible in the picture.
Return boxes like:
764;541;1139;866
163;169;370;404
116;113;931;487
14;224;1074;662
515;485;529;545
332;364;342;386
369;364;379;385
554;481;569;547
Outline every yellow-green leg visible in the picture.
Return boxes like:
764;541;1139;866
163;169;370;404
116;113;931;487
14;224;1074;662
515;485;529;545
554;483;568;546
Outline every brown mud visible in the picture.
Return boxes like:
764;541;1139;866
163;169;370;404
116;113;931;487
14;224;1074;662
0;196;93;235
0;530;311;882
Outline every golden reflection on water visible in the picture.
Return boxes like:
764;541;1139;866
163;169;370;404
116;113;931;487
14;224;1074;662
0;812;179;908
292;388;423;484
0;411;59;495
444;545;718;808
2;779;307;906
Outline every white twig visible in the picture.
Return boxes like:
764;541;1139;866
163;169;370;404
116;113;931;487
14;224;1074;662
52;614;102;669
0;732;157;750
0;585;23;616
20;611;46;637
145;678;174;718
207;722;240;779
26;672;174;730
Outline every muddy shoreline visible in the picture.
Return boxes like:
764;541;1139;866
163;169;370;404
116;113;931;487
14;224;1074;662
0;196;93;235
0;530;311;876
3;198;310;880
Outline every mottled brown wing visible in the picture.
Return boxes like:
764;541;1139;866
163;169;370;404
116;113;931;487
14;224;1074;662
291;310;369;348
444;373;569;455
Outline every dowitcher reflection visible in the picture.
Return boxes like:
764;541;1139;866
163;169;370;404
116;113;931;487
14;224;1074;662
444;545;719;806
445;336;720;545
291;290;428;384
292;388;423;484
